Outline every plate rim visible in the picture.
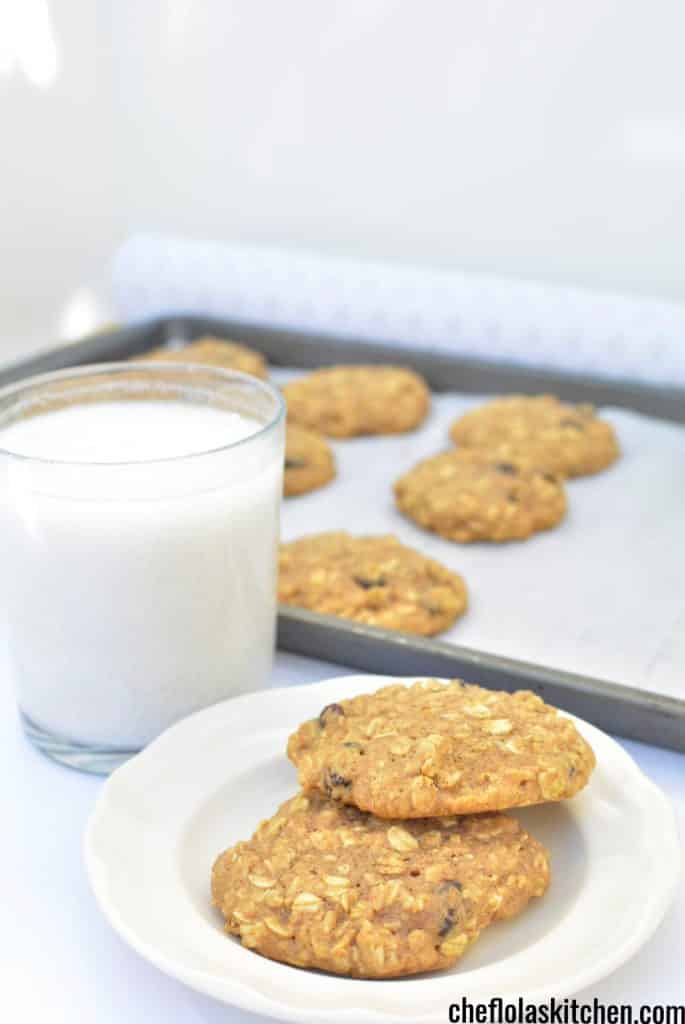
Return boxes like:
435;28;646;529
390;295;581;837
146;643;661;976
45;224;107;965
84;674;682;1024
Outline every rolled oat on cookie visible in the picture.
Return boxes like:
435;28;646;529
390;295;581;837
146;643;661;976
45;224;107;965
287;678;595;818
278;532;467;636
212;791;550;978
283;365;430;437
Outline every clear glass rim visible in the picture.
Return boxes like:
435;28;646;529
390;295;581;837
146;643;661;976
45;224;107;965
0;362;286;468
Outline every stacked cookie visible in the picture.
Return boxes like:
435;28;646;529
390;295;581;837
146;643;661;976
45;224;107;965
212;678;595;978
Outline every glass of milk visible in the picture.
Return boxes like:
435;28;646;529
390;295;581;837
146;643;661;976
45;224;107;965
0;362;285;773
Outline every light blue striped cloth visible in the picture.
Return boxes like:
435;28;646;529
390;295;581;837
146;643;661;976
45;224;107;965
112;235;685;387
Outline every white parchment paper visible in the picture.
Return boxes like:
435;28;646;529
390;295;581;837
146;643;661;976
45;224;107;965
277;371;685;700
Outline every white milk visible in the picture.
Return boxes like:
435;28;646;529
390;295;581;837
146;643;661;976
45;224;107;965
0;401;261;462
0;399;283;748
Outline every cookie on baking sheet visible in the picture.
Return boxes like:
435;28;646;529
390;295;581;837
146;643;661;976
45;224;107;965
211;791;550;978
284;424;336;497
278;531;467;635
283;365;430;437
287;678;595;818
394;449;566;543
449;395;619;478
139;336;269;379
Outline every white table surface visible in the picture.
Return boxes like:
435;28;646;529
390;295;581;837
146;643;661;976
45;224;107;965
0;340;682;1019
1;649;683;1024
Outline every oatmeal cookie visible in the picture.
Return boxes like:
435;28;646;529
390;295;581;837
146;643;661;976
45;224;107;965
278;532;467;635
394;449;566;543
287;678;595;818
450;395;619;478
284;424;336;497
283;365;430;437
139;336;268;379
211;792;550;978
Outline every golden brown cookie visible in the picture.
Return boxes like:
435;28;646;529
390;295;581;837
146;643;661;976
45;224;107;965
138;336;268;379
394;449;566;542
283;365;430;437
284;424;336;497
450;395;619;478
288;678;595;818
211;791;550;978
278;532;467;635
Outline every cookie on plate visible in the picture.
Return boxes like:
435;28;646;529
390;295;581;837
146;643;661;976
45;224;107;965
139;336;269;380
278;532;467;635
211;791;550;978
449;395;619;478
283;365;430;437
287;678;595;818
394;449;566;543
284;424;336;497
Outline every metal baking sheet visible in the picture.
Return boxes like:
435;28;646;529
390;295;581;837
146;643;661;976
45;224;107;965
2;315;685;422
2;314;684;752
277;608;685;752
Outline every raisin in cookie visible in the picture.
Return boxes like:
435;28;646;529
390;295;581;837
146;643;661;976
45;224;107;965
139;336;268;379
283;365;430;437
278;532;467;635
394;449;566;542
287;679;595;818
450;395;619;478
284;424;336;497
212;791;550;978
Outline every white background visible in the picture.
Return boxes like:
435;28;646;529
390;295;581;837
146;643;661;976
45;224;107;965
0;3;683;1019
2;1;685;360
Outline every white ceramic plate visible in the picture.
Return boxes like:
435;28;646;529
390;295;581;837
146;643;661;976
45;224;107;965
85;675;681;1024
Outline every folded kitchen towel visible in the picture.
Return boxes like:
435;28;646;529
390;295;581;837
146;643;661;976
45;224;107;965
112;234;685;387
